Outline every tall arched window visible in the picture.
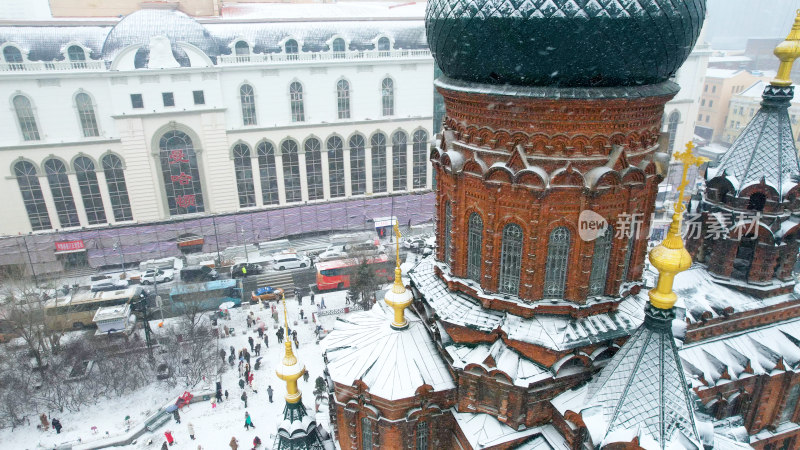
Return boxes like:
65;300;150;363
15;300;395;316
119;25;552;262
377;37;391;52
337;79;350;119
588;226;613;296
234;41;250;61
416;421;428;450
281;139;302;203
371;133;387;193
3;46;23;70
13;95;39;141
499;223;523;295
75;93;99;137
327;136;345;198
44;159;80;228
392;131;407;191
412;130;428;188
667;111;680;154
159;130;205;215
240;84;257;126
285;39;299;59
622;236;635;281
305;138;324;201
443;201;452;264
67;45;86;68
232;143;256;208
332;38;346;58
257;141;279;205
73;157;106;225
14;161;51;231
350;134;366;195
361;418;373;449
101;154;132;222
382;77;394;116
544;227;571;299
290;82;305;122
467;213;483;282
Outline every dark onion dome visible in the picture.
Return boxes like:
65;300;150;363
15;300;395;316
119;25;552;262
425;0;706;87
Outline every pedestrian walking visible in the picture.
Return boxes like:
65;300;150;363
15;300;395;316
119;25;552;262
299;309;304;320
246;316;251;328
39;413;49;431
241;391;248;408
211;396;217;409
320;296;326;309
225;390;229;400
276;329;282;344
294;335;300;349
244;411;255;430
161;441;169;450
252;436;262;449
230;436;239;450
248;372;254;386
173;409;181;424
220;349;226;366
292;330;298;340
230;345;235;355
248;336;254;351
239;378;245;389
267;385;274;403
255;343;261;356
310;291;315;304
52;418;62;434
228;353;235;366
216;390;223;403
264;333;269;348
245;351;251;365
164;430;175;446
188;422;195;440
303;370;309;382
257;327;263;338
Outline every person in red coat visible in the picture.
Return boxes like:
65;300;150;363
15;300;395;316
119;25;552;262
164;430;175;446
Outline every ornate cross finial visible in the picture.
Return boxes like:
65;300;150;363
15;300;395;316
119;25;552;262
672;141;709;214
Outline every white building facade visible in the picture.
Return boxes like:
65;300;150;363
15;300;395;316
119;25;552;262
0;9;433;236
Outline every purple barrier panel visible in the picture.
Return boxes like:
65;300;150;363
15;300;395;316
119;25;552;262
329;203;348;230
300;205;317;232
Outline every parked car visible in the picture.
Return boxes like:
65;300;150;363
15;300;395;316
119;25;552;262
180;265;218;282
347;240;385;255
272;253;311;271
315;248;348;263
231;262;264;278
140;269;174;285
90;275;128;292
403;237;427;252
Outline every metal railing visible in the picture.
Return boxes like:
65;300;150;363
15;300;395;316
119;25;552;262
218;49;431;65
0;60;105;72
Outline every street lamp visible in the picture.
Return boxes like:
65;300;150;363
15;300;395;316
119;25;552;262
113;241;126;278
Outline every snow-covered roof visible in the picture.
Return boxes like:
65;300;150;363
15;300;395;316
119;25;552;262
705;68;742;79
446;340;552;387
737;80;767;98
219;2;427;20
321;303;455;401
451;409;569;450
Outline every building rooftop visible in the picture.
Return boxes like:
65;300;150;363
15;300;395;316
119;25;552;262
451;410;569;449
705;68;743;79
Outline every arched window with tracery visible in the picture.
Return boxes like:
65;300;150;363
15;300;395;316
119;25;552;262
622;236;635;281
257;141;279;205
327;136;345;198
361;417;373;449
102;154;132;222
337;79;350;119
544;227;571;299
73;156;106;225
371;133;387;193
377;37;391;53
392;131;407;191
159;130;205;215
13;95;39;141
350;134;366;195
3;46;23;70
285;39;299;59
443;201;452;264
44;159;80;228
305;138;324;201
232;143;256;208
290;82;304;122
416;421;428;450
412;130;428;188
499;223;523;295
332;38;346;58
382;78;394;116
281;139;302;203
14;161;51;231
240;84;257;126
667;111;680;154
75;93;99;137
67;45;86;68
467;213;483;282
234;41;250;61
588;226;613;296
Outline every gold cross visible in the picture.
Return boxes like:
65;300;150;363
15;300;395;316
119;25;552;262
672;141;709;214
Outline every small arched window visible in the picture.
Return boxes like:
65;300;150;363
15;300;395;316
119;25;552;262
350;134;366;195
416;421;428;450
499;223;523;296
285;39;299;59
412;130;428;189
332;38;346;58
327;136;345;198
14;161;51;231
44;159;80;228
67;45;86;68
588;226;613;296
391;131;407;191
544;227;571;299
361;417;373;448
667;111;680;154
240;84;257;126
257;142;279;205
75;93;99;137
13;95;39;141
290;82;305;122
234;41;250;56
232;143;256;208
467;213;483;282
443;201;452;264
3;46;23;70
382;78;394;116
73;156;106;225
371;132;387;193
305;138;324;201
337;79;350;119
102;154;132;222
377;37;391;52
621;235;636;281
281;139;302;203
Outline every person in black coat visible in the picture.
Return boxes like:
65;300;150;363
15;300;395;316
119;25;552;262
51;418;62;434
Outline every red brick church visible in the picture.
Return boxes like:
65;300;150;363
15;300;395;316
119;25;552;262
319;2;800;449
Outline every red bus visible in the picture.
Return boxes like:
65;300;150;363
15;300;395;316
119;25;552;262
316;255;393;291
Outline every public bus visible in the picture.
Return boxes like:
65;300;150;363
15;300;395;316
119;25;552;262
44;286;144;331
315;255;393;291
168;279;242;314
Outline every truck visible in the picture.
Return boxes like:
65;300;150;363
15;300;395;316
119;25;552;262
168;280;242;314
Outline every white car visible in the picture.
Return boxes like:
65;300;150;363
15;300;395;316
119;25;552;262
90;275;128;292
140;269;174;284
316;248;348;263
272;253;311;270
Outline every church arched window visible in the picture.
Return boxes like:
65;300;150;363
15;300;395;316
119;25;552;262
467;213;483;282
544;227;571;298
498;223;523;296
